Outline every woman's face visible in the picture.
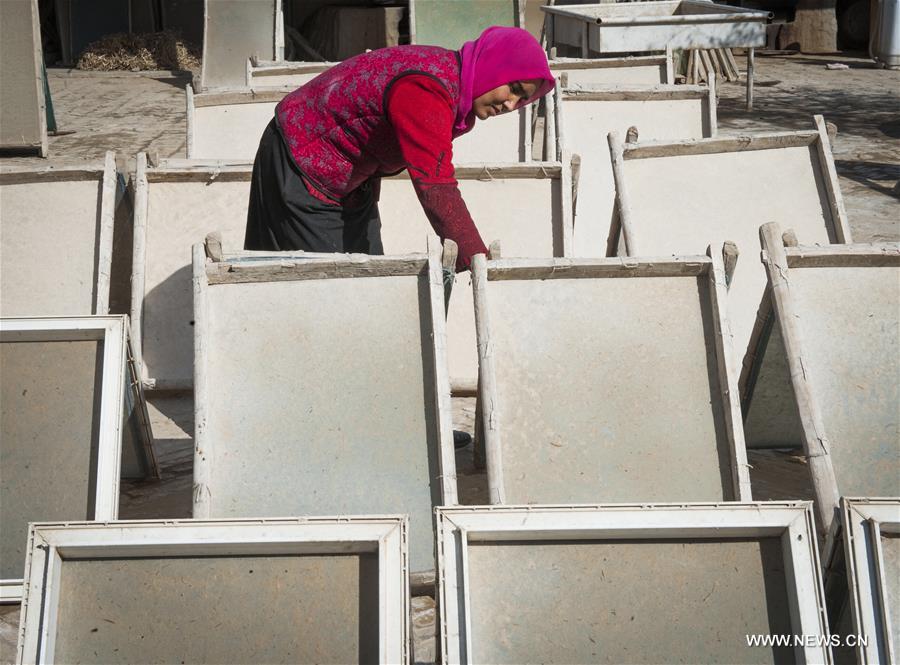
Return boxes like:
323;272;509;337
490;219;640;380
472;79;542;120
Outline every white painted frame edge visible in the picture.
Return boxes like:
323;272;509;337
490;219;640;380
191;246;457;514
16;517;409;664
841;498;900;664
0;315;130;602
436;502;830;665
473;255;748;505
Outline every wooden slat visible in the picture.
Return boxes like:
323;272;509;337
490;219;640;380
485;256;711;280
207;257;427;284
623;131;819;159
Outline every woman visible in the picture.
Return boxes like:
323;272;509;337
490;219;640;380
244;26;555;272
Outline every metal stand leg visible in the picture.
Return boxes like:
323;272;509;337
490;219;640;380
746;47;755;111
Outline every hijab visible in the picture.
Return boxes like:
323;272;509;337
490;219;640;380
455;26;556;133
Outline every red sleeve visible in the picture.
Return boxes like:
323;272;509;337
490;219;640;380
386;75;488;272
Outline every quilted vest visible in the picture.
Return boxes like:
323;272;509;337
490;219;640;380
276;45;462;200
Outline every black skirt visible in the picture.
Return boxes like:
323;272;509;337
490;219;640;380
244;119;384;254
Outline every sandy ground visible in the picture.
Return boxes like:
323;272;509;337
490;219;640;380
1;53;898;663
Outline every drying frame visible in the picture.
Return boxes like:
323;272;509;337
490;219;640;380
560;81;717;256
16;516;408;664
0;152;117;316
741;224;900;536
0;315;157;603
436;502;831;664
471;251;751;505
185;85;290;160
192;242;456;574
549;50;674;87
831;498;900;665
129;154;253;389
609;116;851;258
0;0;47;156
199;0;282;90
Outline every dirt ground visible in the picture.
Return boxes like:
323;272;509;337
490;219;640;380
1;53;898;663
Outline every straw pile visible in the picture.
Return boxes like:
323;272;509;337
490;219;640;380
77;31;200;71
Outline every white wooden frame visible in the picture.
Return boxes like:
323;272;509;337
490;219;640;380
835;498;900;665
0;315;157;603
16;516;408;664
437;502;831;665
744;225;900;537
0;152;118;316
471;252;751;504
193;242;456;573
0;0;47;156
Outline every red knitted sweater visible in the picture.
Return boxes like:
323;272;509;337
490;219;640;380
302;74;488;271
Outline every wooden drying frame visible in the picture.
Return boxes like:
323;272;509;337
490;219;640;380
436;502;830;665
199;0;283;90
471;250;751;505
0;0;47;156
185;85;292;159
191;241;458;519
16;516;408;663
830;498;900;664
742;223;900;537
607;115;853;257
129;155;253;389
549;50;674;85
1;152;118;315
0;315;158;603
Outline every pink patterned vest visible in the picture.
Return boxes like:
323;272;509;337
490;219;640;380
276;45;462;200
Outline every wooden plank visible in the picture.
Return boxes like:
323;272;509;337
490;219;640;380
206;256;427;284
785;243;900;267
486;255;710;279
813;114;853;243
472;254;505;504
758;223;841;536
562;85;708;101
623;131;818;159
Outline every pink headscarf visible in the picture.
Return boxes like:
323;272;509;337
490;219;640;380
455;26;555;134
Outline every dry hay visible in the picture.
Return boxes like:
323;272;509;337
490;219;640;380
77;31;200;71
